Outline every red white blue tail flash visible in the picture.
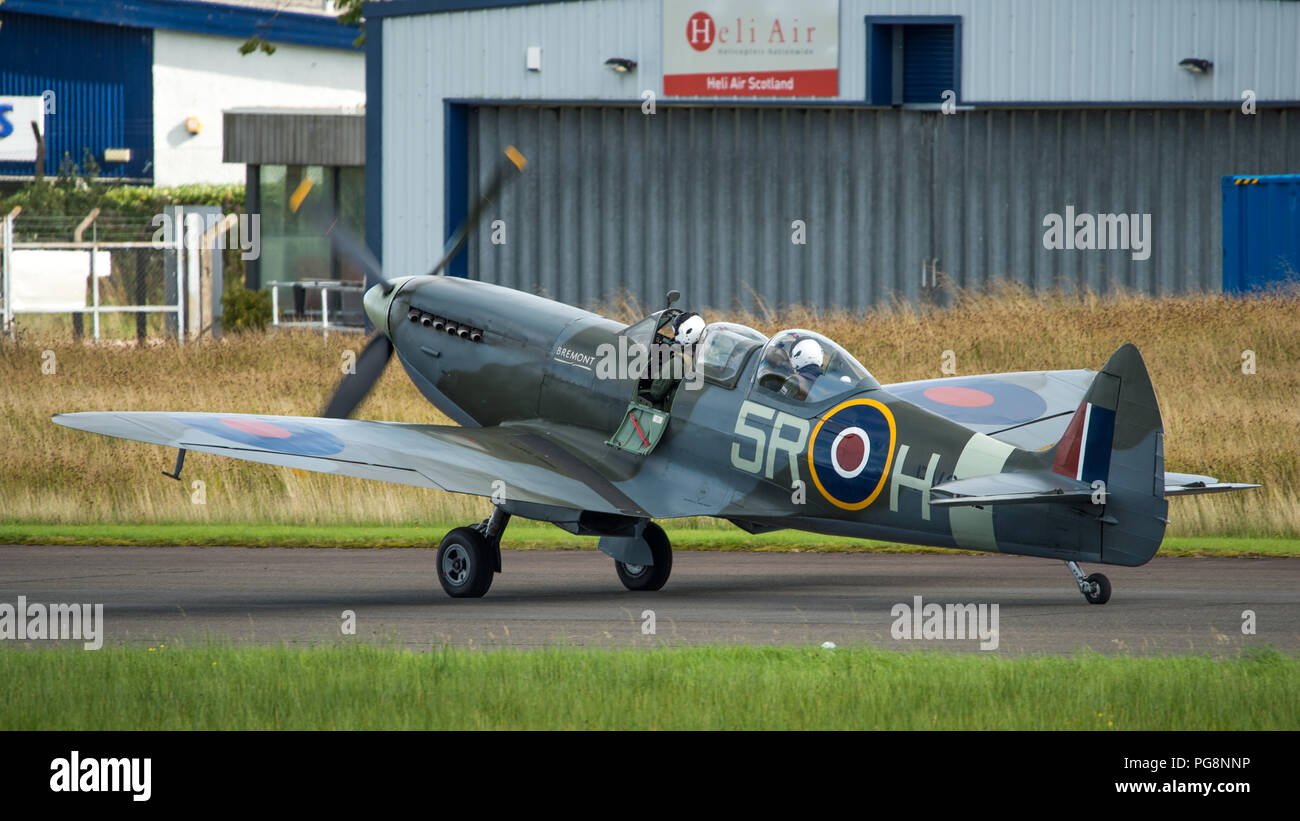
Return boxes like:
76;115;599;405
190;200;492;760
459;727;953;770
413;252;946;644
1052;401;1116;483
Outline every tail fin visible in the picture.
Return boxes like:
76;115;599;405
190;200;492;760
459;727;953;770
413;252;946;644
1050;343;1168;565
927;345;1171;565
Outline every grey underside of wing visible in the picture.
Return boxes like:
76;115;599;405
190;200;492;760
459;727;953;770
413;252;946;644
52;411;635;515
884;369;1096;451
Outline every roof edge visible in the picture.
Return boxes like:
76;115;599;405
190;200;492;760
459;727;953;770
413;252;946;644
3;0;362;50
364;0;561;21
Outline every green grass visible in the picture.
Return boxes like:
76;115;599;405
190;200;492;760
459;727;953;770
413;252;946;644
2;522;1298;557
1;644;1294;730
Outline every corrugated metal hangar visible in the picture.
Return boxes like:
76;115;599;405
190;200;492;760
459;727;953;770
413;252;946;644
366;0;1300;309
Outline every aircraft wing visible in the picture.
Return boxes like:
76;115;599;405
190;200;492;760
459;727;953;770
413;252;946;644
883;369;1097;450
52;411;652;517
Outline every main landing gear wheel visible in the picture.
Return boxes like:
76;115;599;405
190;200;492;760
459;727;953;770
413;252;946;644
615;522;672;592
1065;560;1111;605
437;527;495;598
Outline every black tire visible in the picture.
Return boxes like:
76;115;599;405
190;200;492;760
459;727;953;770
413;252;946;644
1083;572;1111;605
615;522;673;592
436;527;495;598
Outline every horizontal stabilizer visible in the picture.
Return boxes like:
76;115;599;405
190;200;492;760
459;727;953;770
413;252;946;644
931;471;1095;508
1163;472;1261;496
884;369;1096;450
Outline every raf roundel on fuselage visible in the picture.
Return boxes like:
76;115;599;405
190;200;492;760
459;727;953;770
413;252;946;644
807;398;896;511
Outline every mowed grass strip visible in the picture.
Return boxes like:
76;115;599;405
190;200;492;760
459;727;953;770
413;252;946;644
1;645;1295;730
1;522;1298;557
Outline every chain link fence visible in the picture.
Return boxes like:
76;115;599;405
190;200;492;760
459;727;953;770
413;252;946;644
1;208;236;343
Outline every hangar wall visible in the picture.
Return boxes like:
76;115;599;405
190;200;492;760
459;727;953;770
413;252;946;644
373;0;1300;308
377;0;1300;109
466;104;1300;310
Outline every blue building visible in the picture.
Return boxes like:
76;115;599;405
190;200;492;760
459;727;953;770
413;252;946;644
0;0;361;185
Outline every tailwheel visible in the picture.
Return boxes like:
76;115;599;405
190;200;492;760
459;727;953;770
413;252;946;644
615;522;673;592
437;526;495;598
1083;573;1111;605
1065;560;1111;605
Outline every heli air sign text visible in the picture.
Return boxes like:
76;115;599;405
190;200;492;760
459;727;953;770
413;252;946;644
662;0;839;97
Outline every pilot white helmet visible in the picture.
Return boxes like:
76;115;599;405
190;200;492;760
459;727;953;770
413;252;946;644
674;312;707;345
791;338;825;370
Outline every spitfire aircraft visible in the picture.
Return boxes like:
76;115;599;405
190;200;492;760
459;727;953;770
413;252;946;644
54;148;1258;602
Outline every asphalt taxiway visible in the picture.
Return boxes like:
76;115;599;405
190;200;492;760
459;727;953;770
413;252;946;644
1;546;1295;653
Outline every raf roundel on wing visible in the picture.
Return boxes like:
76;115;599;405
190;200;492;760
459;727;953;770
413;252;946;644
179;415;347;457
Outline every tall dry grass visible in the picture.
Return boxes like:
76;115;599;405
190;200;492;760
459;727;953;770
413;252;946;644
2;285;1296;535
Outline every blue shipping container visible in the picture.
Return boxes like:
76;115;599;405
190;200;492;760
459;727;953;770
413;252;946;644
1222;174;1300;293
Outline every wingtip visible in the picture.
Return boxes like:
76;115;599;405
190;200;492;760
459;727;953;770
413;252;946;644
51;412;91;430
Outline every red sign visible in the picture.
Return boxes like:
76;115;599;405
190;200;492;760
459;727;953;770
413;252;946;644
664;69;838;97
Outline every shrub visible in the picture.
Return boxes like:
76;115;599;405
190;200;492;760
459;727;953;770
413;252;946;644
221;284;272;333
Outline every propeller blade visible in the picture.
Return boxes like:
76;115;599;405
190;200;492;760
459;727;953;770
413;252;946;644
325;218;387;289
289;176;392;293
322;333;393;419
428;145;527;277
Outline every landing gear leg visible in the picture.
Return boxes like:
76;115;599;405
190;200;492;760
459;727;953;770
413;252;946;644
1066;560;1111;605
473;507;511;574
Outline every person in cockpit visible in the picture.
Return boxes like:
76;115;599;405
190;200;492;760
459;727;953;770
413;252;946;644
779;337;824;401
643;311;706;408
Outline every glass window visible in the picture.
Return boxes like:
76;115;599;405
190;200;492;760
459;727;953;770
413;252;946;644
258;164;334;286
616;309;682;384
622;309;677;350
695;322;765;384
753;329;877;402
256;165;368;324
337;166;366;283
